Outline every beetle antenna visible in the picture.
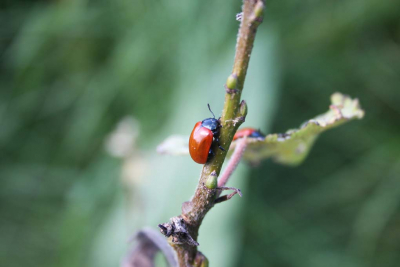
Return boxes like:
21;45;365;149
207;104;215;118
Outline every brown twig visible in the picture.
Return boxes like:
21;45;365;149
158;1;265;266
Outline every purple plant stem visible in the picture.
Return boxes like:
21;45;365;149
218;137;248;187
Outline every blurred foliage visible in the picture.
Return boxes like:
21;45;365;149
238;0;400;266
0;0;399;267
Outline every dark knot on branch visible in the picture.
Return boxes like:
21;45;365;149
158;217;199;247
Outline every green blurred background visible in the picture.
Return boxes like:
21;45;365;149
1;0;399;266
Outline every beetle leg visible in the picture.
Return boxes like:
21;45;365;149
214;137;226;151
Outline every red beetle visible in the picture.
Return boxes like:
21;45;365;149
189;105;225;164
233;127;265;141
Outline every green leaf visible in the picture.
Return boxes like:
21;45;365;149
229;92;365;165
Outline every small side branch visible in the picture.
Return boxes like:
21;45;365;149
214;187;243;204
